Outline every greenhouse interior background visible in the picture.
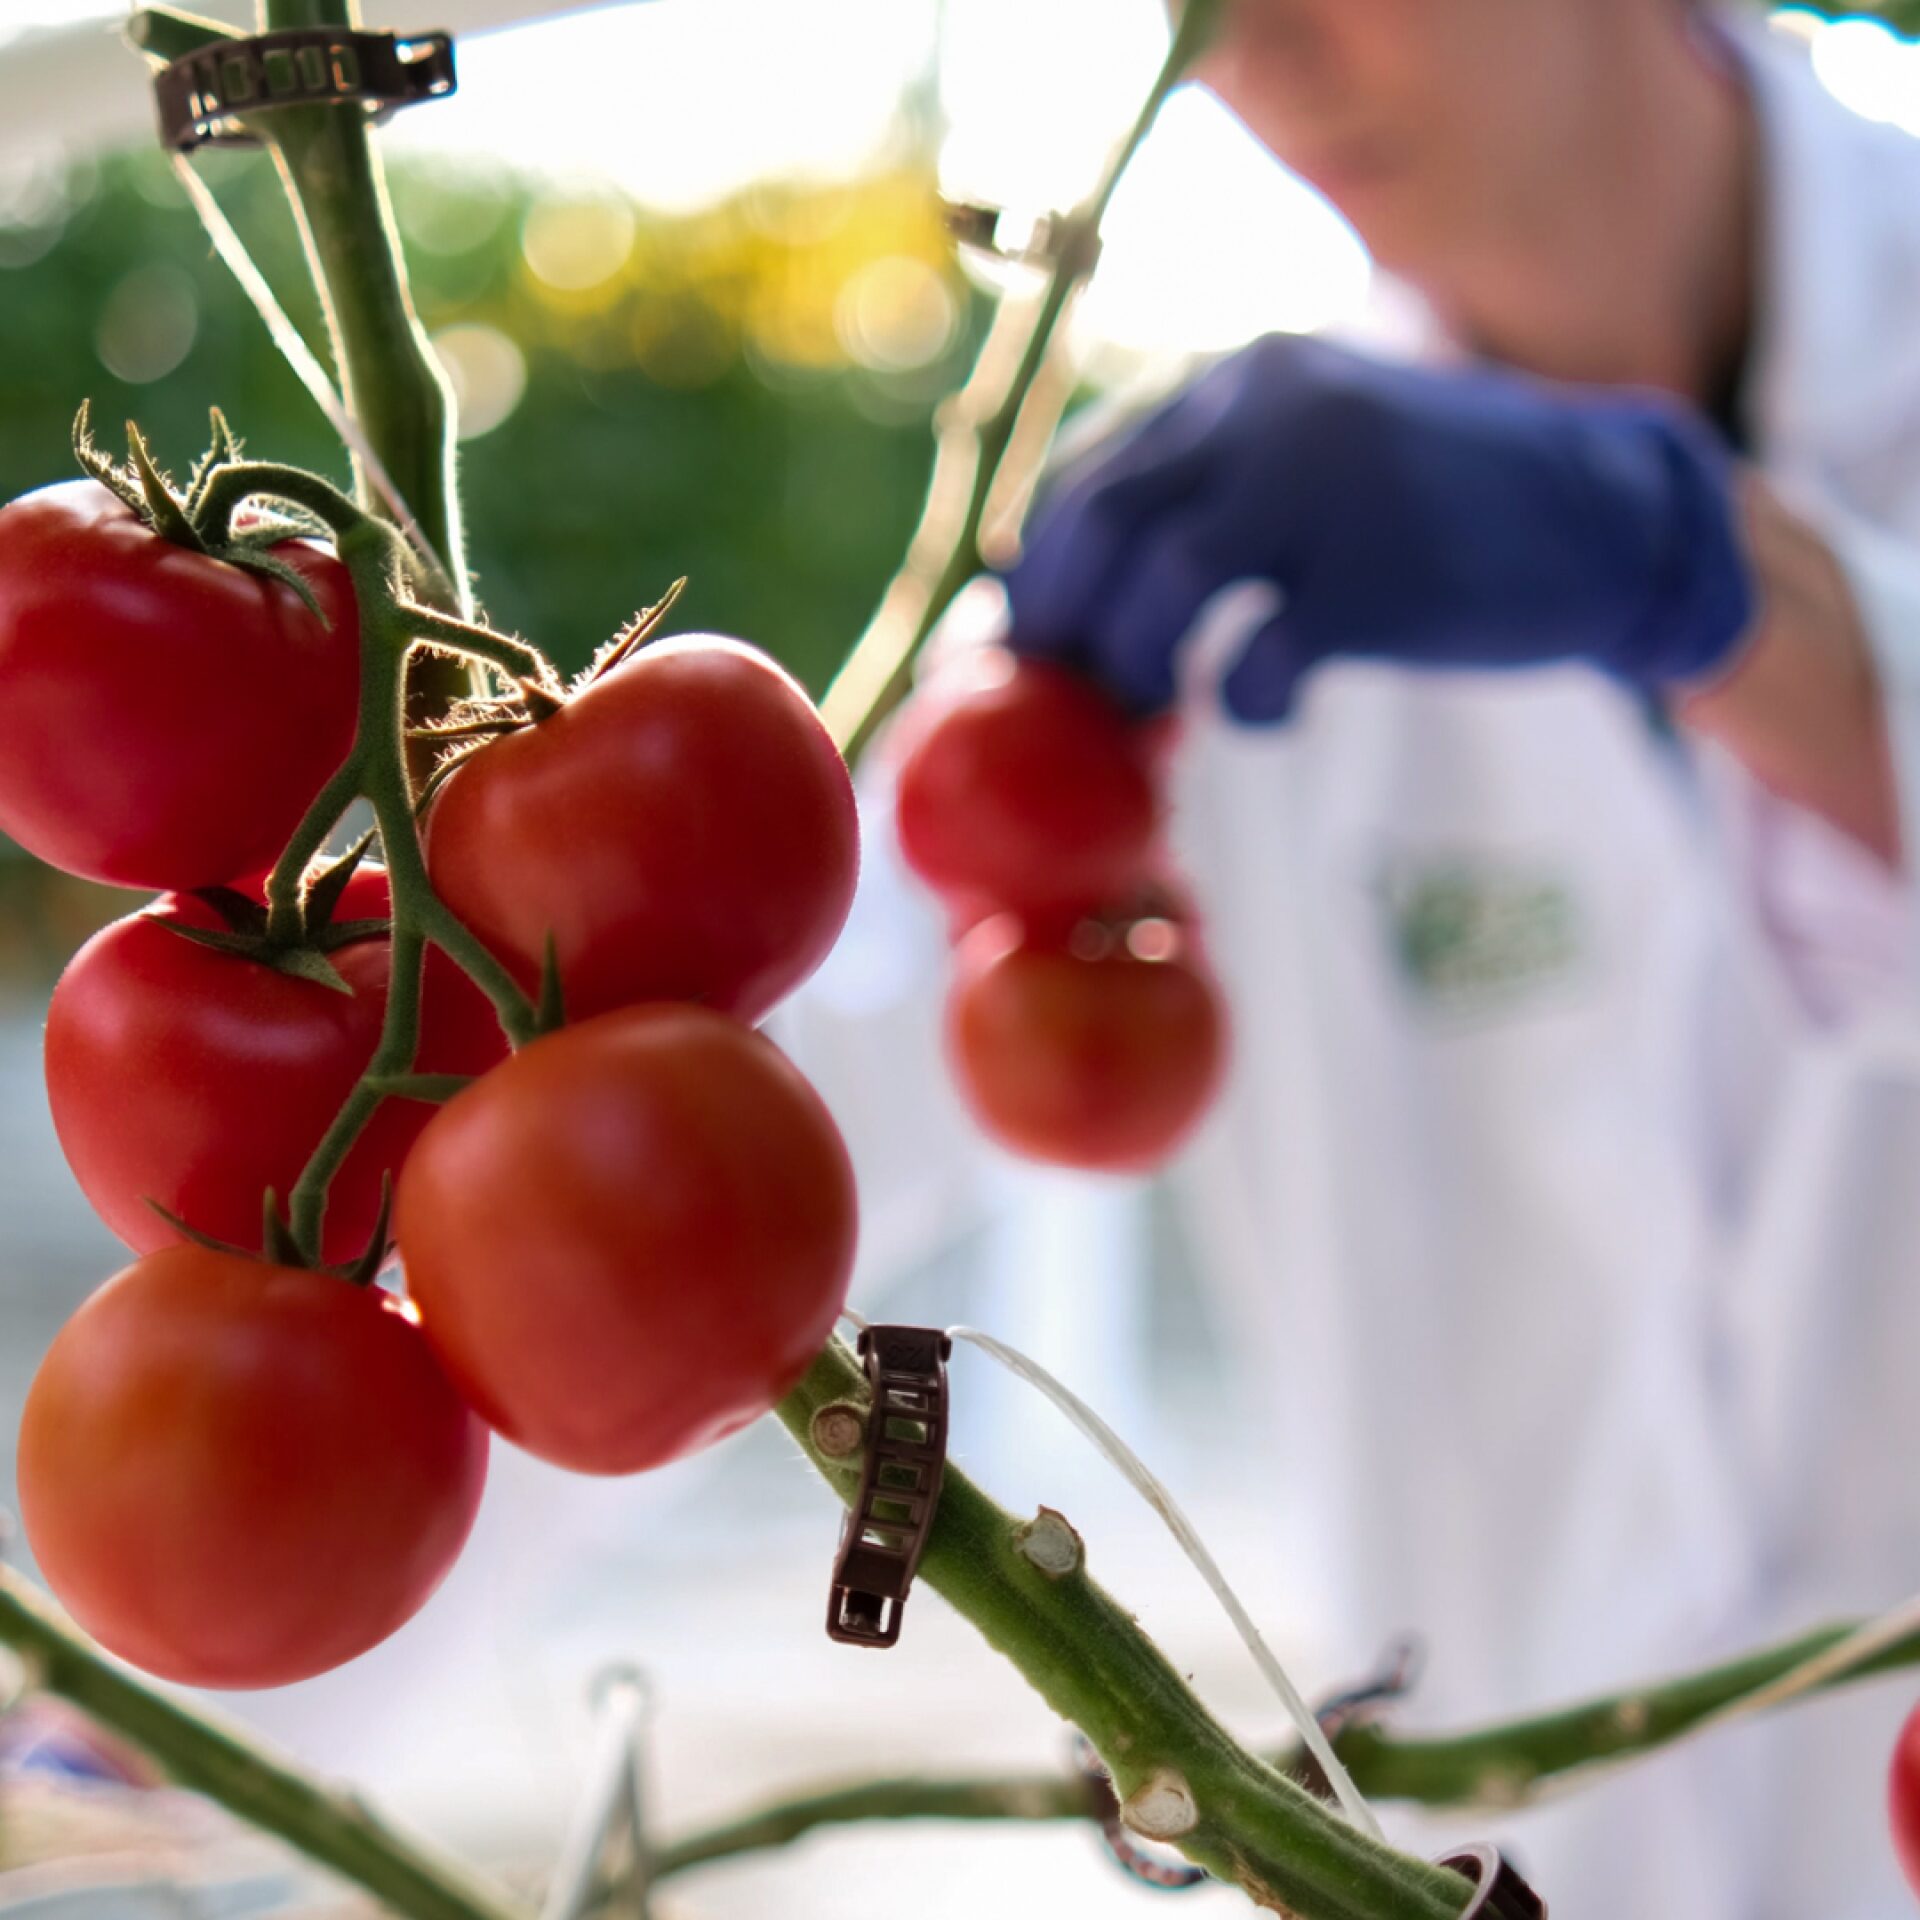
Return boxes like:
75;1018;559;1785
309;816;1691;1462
3;1;1919;1915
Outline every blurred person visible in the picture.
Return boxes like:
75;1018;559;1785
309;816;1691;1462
794;3;1920;1914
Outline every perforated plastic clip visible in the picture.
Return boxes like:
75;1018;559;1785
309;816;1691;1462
1434;1845;1547;1918
154;27;456;154
826;1325;951;1648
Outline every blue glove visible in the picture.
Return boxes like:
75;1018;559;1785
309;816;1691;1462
1003;334;1755;722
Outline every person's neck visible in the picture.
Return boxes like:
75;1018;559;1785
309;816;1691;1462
1428;22;1757;407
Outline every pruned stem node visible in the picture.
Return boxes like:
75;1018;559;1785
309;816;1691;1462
1122;1770;1199;1842
1013;1506;1083;1579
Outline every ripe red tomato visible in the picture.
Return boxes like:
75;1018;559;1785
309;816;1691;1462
1890;1700;1920;1896
18;1245;487;1689
945;915;1227;1172
396;1004;856;1474
426;636;858;1027
45;870;507;1266
893;652;1158;918
0;481;359;890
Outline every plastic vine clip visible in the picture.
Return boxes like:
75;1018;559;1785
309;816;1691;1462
153;27;456;154
940;199;1103;276
1434;1846;1547;1918
825;1325;951;1648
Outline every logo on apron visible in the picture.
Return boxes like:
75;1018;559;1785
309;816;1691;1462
1379;855;1584;1015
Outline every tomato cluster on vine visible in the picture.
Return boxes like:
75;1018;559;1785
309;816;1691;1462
890;649;1228;1173
0;432;861;1690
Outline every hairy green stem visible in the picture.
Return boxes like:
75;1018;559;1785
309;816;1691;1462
395;603;556;684
262;756;361;944
819;0;1222;761
192;465;536;1048
285;906;421;1257
774;1342;1470;1920
195;458;372;542
0;1570;525;1920
259;0;464;610
281;524;537;1257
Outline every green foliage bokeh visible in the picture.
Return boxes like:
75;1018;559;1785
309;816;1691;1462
0;145;979;980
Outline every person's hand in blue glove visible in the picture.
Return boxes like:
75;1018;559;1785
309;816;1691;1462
1002;333;1756;722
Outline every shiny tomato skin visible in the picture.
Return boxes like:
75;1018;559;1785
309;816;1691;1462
396;1004;856;1475
45;870;507;1266
0;481;360;890
426;636;858;1027
893;653;1159;918
945;916;1227;1172
1890;1700;1920;1896
18;1245;488;1689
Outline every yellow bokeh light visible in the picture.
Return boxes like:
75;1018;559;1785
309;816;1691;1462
522;195;638;296
836;254;957;372
431;322;528;440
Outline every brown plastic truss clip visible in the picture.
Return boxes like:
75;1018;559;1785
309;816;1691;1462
1434;1846;1547;1918
826;1325;951;1648
154;28;456;154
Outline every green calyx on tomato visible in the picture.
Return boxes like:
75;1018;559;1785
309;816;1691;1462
163;831;390;995
47;863;509;1280
0;435;362;895
423;626;859;1029
411;575;688;801
71;403;335;617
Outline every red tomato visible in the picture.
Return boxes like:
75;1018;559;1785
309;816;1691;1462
18;1245;487;1689
0;481;359;890
396;1004;856;1474
893;652;1158;918
945;914;1227;1172
1891;1700;1920;1896
426;636;857;1026
45;870;507;1266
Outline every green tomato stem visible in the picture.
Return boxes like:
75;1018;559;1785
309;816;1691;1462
774;1340;1470;1920
394;602;558;686
0;1570;526;1920
1331;1617;1920;1806
193;459;372;549
280;534;538;1261
819;0;1224;762
262;757;362;946
651;1771;1090;1879
652;1614;1920;1881
257;0;465;619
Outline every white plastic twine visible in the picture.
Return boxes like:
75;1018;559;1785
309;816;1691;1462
833;1310;1381;1838
169;154;462;610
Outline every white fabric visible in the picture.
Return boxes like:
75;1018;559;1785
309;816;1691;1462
785;19;1920;1916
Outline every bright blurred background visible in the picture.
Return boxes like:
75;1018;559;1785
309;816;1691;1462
0;2;1911;1915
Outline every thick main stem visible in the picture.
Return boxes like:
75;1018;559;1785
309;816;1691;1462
0;1572;524;1920
259;0;462;599
776;1342;1469;1920
256;0;475;769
